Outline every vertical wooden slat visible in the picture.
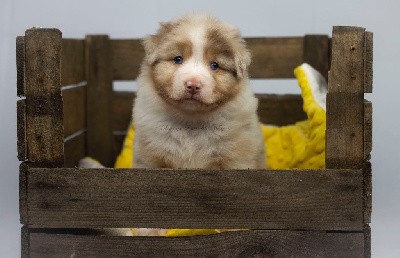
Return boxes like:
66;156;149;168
25;28;64;166
19;163;28;225
17;100;27;161
364;224;371;258
16;36;25;96
326;26;366;169
21;226;29;258
303;35;330;80
364;100;372;161
85;35;114;167
363;162;372;224
364;32;373;93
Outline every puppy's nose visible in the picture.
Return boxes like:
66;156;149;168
185;79;202;94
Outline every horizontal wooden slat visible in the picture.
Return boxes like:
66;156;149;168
17;99;27;161
26;230;365;257
247;37;304;78
61;39;85;86
111;92;306;132
24;168;363;230
62;85;86;137
64;132;86;168
111;39;144;80
257;94;306;125
111;37;305;80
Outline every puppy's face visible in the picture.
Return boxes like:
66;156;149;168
143;14;251;112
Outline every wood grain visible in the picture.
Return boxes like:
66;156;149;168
303;35;330;80
62;85;86;137
364;100;372;161
25;168;363;230
85;35;114;167
16;36;25;96
64;132;86;168
26;230;365;257
326;26;366;169
61;39;85;86
110;37;305;80
25;28;64;166
17;100;27;161
257;94;306;125
112;39;144;80
364;224;371;258
19;163;28;225
364;32;373;93
247;37;304;78
363;162;372;224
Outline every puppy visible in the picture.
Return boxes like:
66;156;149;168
133;13;265;170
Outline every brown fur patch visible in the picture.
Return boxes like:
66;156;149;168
204;28;242;106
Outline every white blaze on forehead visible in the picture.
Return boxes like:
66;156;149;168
189;25;205;63
170;25;216;104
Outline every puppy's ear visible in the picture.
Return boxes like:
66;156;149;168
142;22;174;65
235;44;251;78
142;35;158;65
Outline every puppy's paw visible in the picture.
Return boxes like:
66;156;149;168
78;157;105;168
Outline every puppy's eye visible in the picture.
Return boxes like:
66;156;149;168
174;56;184;64
210;62;219;70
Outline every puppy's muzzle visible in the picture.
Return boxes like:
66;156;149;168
185;79;203;95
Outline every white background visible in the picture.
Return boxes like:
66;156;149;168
1;0;399;257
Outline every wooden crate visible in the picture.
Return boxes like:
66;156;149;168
16;26;373;257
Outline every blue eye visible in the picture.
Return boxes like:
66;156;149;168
174;56;184;64
210;62;219;70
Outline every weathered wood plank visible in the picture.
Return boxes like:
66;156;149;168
16;36;25;96
303;35;330;80
257;94;306;125
17;100;27;161
61;39;85;86
112;92;306;132
85;35;114;167
326;26;365;169
25;168;363;230
64;132;86;168
19;163;28;225
25;28;64;166
364;32;373;93
111;37;305;80
364;100;372;161
247;37;304;78
363;162;372;224
62;85;86;137
21;226;29;258
27;230;365;258
364;224;371;258
112;39;144;80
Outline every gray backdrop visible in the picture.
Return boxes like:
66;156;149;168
1;0;399;257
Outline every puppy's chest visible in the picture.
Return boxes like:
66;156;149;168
151;121;227;165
